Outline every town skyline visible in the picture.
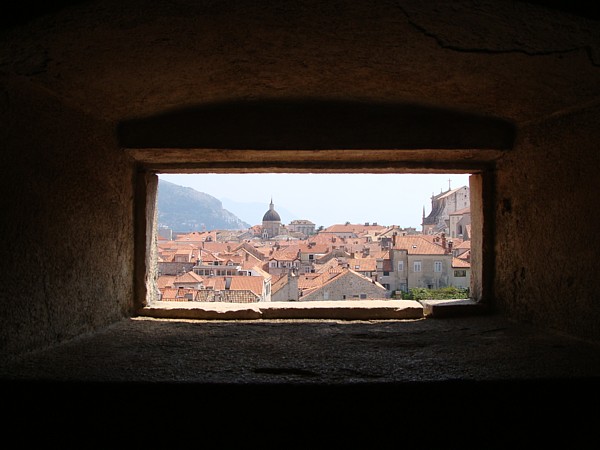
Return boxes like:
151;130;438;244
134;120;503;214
159;173;471;229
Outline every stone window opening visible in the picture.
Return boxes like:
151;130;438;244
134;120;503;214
121;98;508;319
130;167;489;320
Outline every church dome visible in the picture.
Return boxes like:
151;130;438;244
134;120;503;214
262;199;281;222
262;209;281;222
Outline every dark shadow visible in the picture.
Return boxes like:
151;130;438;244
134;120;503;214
117;98;516;150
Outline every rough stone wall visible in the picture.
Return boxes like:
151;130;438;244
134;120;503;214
1;0;600;358
494;105;600;341
0;77;135;362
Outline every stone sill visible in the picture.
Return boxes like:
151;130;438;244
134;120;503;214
137;299;485;321
420;299;488;318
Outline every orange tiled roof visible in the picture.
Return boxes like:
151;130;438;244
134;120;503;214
195;289;259;303
174;271;204;284
175;231;219;242
452;257;471;268
348;257;378;272
300;268;383;298
456;240;471;249
240;251;263;270
160;287;196;301
157;275;176;289
393;235;446;255
209;276;265;297
322;224;387;234
270;248;300;261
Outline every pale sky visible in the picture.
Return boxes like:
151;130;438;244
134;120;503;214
159;173;471;229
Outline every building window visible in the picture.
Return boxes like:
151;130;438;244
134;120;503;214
398;261;404;272
434;261;443;272
454;269;467;277
413;261;422;272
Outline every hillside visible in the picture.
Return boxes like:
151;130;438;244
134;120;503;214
157;180;251;231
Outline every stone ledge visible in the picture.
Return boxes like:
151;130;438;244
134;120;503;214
419;299;488;318
138;300;424;320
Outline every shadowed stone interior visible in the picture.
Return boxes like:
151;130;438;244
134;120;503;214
1;1;600;431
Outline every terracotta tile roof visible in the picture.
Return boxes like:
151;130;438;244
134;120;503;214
195;289;259;303
240;251;263;270
250;265;271;280
393;235;446;255
300;268;385;299
159;287;196;301
157;275;176;289
370;250;390;259
322;224;387;235
201;241;239;253
198;249;222;263
230;276;265;296
299;269;343;292
458;250;471;260
271;273;290;294
456;240;471;249
313;258;343;274
452;257;471;268
298;243;330;254
349;257;377;272
270;248;300;261
158;250;176;262
209;276;265;297
175;231;218;242
174;271;204;284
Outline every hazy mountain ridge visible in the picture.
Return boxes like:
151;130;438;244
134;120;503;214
157;180;251;231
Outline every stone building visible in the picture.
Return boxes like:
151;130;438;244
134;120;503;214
271;271;300;301
422;186;470;235
300;268;388;301
261;198;282;239
379;235;453;294
288;219;315;237
449;207;471;240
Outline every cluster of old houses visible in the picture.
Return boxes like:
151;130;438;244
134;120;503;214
155;185;471;303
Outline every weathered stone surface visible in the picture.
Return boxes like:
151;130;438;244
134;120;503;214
260;300;423;320
2;0;600;363
140;301;263;320
139;300;423;320
420;299;487;317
